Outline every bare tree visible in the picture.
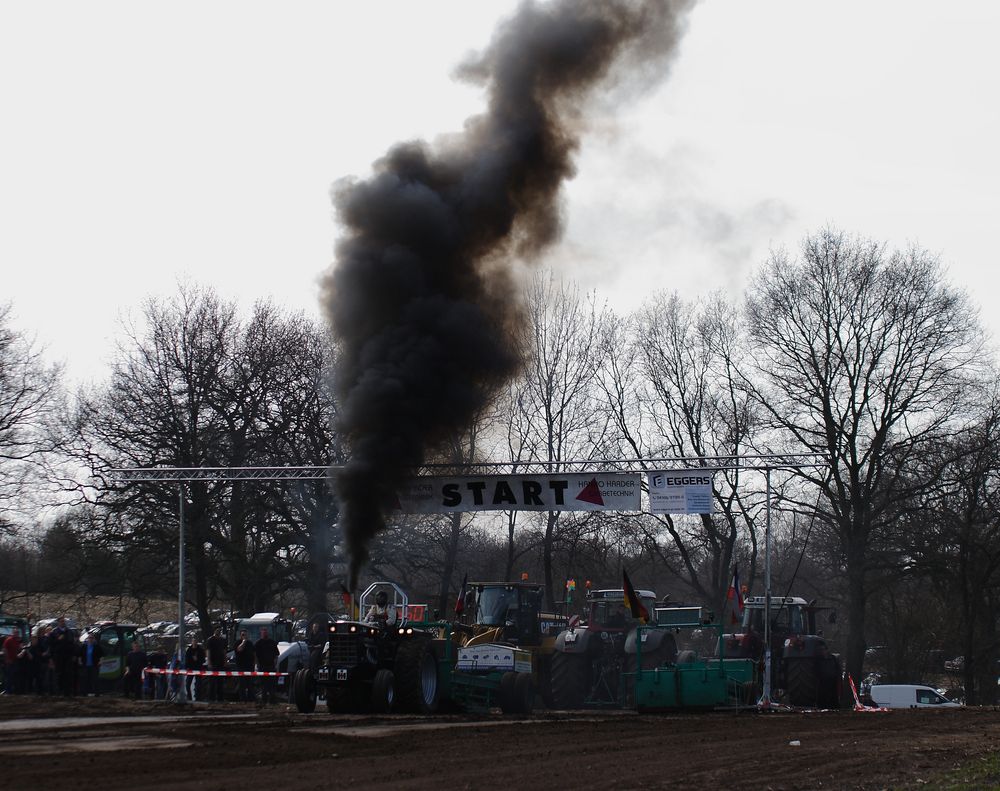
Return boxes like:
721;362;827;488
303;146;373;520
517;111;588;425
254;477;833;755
595;293;764;612
0;303;63;532
510;272;611;607
743;229;986;683
74;285;342;624
900;386;1000;703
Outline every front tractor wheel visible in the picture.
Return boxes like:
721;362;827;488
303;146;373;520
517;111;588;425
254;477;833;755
371;669;395;714
292;668;316;713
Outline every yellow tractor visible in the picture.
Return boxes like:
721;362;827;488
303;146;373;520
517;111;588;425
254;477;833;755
450;581;567;709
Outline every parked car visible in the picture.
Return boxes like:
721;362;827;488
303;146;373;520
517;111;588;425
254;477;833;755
944;656;964;672
870;684;962;709
32;616;79;637
79;622;146;693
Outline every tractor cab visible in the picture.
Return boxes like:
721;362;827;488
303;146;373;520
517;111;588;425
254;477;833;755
471;582;545;645
726;596;816;660
586;589;657;632
742;596;814;635
227;613;295;646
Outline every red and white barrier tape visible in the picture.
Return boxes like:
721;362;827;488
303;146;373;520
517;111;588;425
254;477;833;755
847;675;889;712
142;668;286;678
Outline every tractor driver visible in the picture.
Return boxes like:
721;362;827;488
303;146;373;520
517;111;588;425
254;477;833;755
365;590;398;628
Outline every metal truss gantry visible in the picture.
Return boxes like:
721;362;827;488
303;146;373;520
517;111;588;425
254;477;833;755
109;452;826;483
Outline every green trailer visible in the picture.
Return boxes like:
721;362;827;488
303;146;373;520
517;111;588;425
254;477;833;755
630;606;757;712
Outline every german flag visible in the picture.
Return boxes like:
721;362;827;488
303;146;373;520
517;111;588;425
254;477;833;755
454;572;469;616
622;568;649;623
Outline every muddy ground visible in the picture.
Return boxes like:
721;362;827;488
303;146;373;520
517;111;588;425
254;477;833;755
2;695;998;790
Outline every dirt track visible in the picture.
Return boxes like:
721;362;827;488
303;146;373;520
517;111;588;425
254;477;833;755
2;696;999;790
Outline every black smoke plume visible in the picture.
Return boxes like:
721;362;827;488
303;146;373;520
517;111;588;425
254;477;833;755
323;0;694;588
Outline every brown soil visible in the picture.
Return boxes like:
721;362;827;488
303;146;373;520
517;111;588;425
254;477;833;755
2;695;998;790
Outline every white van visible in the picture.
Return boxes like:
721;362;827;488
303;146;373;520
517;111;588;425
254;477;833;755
870;684;961;709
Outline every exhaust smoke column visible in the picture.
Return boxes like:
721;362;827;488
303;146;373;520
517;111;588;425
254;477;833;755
323;0;694;587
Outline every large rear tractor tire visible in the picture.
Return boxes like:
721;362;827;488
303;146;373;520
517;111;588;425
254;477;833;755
514;672;534;714
498;671;534;714
786;657;820;707
395;637;440;714
498;671;518;714
371;669;395;714
292;668;316;713
550;651;589;709
818;655;842;709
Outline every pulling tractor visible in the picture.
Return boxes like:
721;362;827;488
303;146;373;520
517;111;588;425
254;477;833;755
721;595;841;708
292;581;556;716
292;582;441;714
549;587;675;708
446;580;568;713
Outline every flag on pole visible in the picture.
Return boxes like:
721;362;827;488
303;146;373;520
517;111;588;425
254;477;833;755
727;567;745;625
622;568;649;623
454;573;469;615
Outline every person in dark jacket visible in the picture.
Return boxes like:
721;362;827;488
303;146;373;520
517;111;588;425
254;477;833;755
233;629;255;702
147;649;168;700
49;617;76;696
123;640;148;699
184;636;206;702
23;634;44;694
37;628;53;695
307;621;326;674
254;627;280;705
79;634;104;696
2;627;23;694
204;626;228;702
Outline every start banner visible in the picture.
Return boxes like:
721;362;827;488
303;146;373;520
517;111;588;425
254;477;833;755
394;472;642;513
647;470;715;514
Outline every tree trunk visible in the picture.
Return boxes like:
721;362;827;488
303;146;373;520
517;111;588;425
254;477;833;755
437;513;462;617
307;519;331;614
844;535;868;686
543;510;558;609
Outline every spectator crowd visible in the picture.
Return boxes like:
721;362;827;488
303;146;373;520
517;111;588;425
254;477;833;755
1;617;285;705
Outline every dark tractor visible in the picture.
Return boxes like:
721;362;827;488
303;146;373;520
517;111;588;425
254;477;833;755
292;582;440;715
722;595;841;708
549;587;669;708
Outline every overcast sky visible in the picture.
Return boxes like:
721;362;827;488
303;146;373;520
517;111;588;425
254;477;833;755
3;1;998;385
